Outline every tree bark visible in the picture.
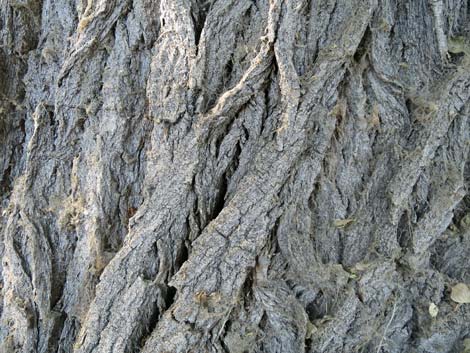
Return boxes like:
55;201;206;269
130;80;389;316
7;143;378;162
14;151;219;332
1;0;470;352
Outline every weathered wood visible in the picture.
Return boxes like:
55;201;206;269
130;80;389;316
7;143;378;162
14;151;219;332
1;0;470;352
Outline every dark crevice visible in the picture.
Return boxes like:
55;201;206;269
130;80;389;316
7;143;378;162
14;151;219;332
354;26;371;63
192;0;211;49
405;97;413;113
19;116;25;134
407;305;420;343
46;311;66;353
451;157;470;227
137;285;177;351
164;285;177;311
241;267;255;310
306;290;327;321
265;63;278;124
175;242;189;271
257;311;268;349
220;323;231;353
222;54;234;89
137;301;161;351
397;210;412;249
305;337;313;353
191;11;202;49
207;120;243;223
50;264;65;310
0;164;12;196
44;105;58;149
191;195;202;238
211;172;228;221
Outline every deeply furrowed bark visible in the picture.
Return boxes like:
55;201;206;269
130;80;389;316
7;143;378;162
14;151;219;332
1;0;470;352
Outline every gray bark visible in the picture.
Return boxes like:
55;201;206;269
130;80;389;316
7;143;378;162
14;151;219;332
1;0;470;352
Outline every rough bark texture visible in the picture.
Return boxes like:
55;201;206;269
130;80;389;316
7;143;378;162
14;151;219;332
1;0;470;352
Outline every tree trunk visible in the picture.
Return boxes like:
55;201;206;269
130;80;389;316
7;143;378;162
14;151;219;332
1;0;470;352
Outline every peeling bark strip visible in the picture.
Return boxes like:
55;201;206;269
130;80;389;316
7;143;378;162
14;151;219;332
1;0;470;352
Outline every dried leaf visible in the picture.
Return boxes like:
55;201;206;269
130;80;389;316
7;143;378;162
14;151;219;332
428;302;439;317
450;283;470;304
334;218;355;228
306;321;317;339
347;272;358;279
463;338;470;353
354;262;371;272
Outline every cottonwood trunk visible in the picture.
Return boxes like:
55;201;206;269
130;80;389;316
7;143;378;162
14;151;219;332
1;0;470;352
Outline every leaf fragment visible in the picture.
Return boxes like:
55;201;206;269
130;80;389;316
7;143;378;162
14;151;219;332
334;218;355;228
450;283;470;304
306;321;317;339
428;302;439;317
463;338;470;353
